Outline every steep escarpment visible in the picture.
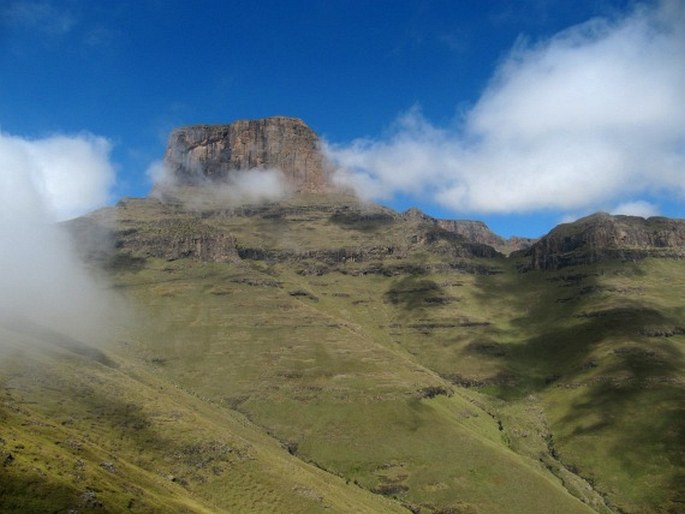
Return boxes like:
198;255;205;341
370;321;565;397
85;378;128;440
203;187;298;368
149;117;538;259
163;116;330;193
516;212;685;270
69;194;506;274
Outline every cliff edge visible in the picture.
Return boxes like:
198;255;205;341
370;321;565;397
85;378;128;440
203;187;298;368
163;116;330;193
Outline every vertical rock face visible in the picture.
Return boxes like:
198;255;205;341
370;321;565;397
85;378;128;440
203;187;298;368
163;116;330;193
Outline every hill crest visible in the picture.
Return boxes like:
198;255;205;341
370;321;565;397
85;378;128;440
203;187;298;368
516;211;685;269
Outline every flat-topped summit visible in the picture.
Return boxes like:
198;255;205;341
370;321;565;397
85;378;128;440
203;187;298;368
516;212;685;269
163;116;330;193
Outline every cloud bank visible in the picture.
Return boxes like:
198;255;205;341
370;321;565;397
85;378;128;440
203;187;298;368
148;160;292;206
0;132;115;221
0;131;117;347
327;1;685;217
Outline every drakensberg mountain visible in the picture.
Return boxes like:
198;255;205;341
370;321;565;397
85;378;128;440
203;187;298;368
1;117;683;514
517;212;685;270
162;117;330;193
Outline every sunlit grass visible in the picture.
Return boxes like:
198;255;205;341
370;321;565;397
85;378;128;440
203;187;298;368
2;196;682;513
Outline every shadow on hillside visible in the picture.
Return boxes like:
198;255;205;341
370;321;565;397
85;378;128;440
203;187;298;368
472;265;685;508
383;276;448;313
328;209;396;232
0;320;207;467
471;266;683;392
104;253;148;272
48;360;236;484
554;346;685;508
0;473;86;513
508;305;683;385
2;319;117;368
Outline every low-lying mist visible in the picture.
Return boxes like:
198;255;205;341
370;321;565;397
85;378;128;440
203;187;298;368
0;131;122;354
148;159;293;208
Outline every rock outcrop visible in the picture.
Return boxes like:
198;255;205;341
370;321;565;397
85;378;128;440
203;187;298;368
435;219;534;254
402;208;534;255
163;116;330;193
66;198;240;265
516;212;685;270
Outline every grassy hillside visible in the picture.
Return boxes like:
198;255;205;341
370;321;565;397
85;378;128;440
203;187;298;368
119;257;596;514
0;323;408;513
2;193;682;513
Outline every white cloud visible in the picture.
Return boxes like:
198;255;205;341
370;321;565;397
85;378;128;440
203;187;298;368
146;159;173;190
0;132;115;221
0;131;119;346
148;160;292;206
327;0;685;215
611;200;660;218
227;168;291;203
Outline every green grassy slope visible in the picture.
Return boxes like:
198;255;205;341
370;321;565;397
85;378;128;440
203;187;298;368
0;324;408;513
84;194;625;512
3;193;682;513
120;258;595;514
108;195;685;512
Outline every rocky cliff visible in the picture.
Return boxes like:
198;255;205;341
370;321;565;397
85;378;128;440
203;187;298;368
517;212;685;270
163;116;330;193
402;208;534;255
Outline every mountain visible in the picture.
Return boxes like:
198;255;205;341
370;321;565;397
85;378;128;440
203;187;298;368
403;207;535;255
516;212;685;270
162;116;330;193
2;117;683;514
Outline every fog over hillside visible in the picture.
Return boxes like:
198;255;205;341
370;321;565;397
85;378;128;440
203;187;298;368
0;132;119;346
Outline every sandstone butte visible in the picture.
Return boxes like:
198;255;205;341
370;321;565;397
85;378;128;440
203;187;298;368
163;116;331;193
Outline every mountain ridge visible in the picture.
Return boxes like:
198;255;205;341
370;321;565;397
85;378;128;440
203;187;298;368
71;193;685;272
516;211;685;270
2;116;682;513
154;116;685;267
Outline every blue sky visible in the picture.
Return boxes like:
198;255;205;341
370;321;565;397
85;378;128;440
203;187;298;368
1;0;683;237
